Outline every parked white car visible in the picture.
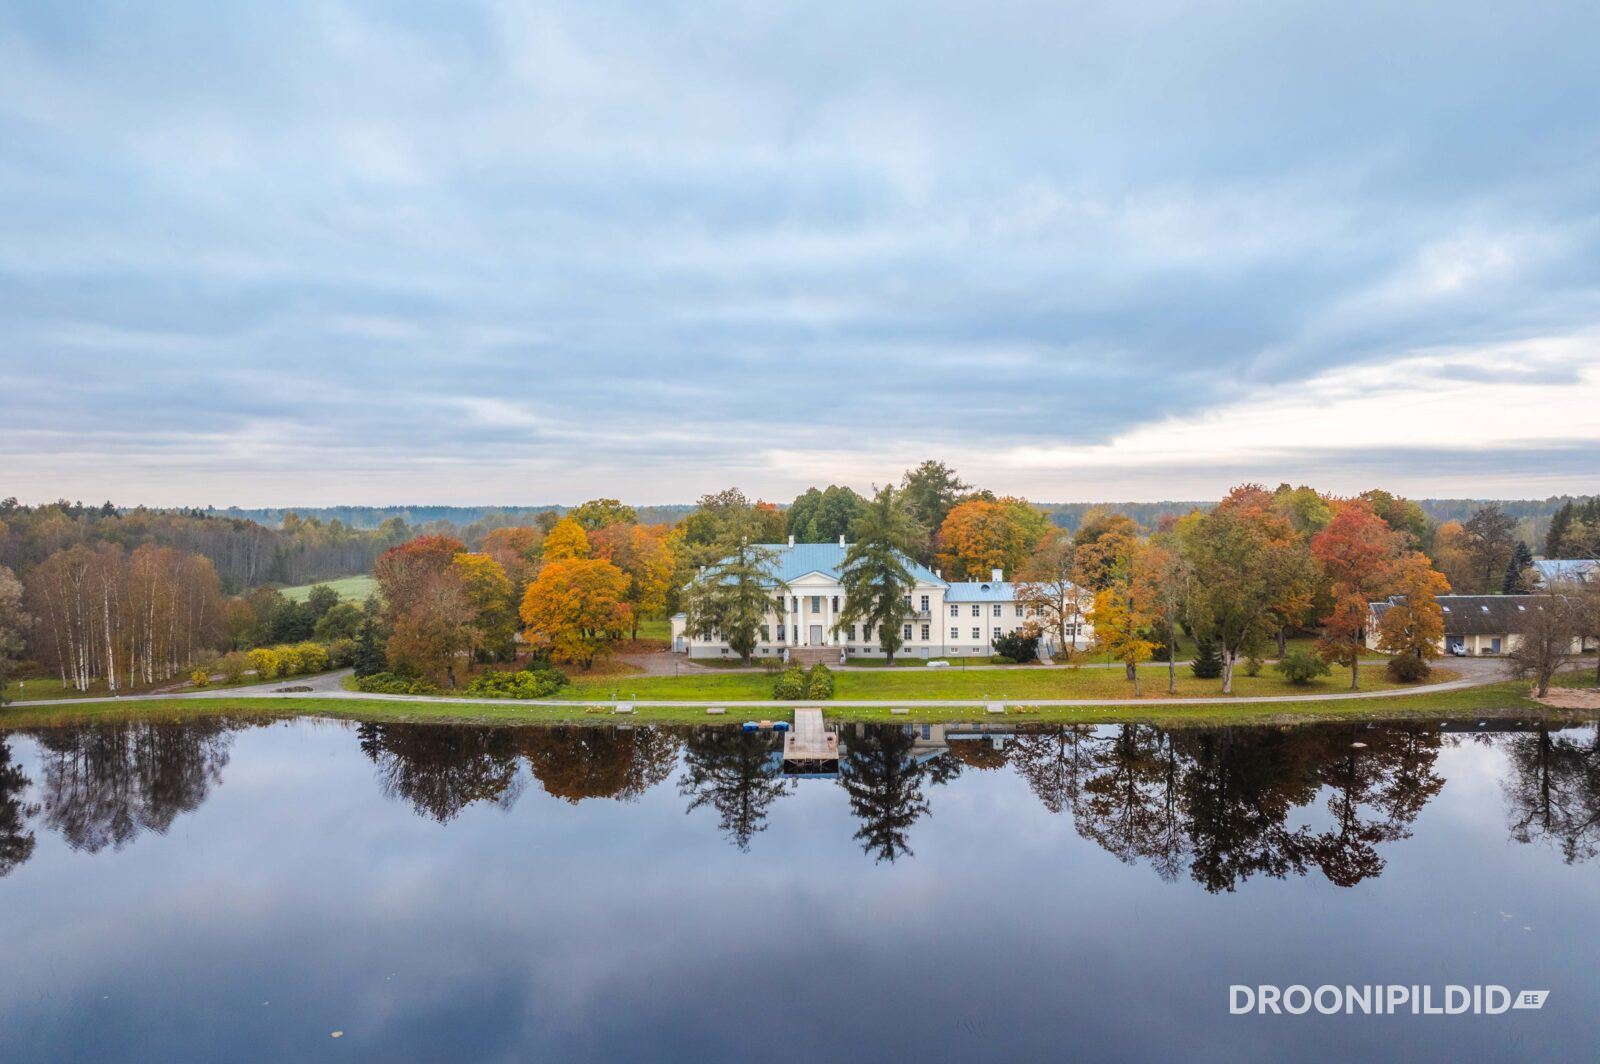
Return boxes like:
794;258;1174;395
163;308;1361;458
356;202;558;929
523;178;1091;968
926;660;951;668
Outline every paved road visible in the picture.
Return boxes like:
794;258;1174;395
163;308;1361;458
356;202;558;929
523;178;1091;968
6;658;1531;710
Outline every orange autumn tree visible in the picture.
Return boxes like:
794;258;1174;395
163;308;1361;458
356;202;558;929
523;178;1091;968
1376;552;1451;672
519;557;632;669
590;522;676;640
935;498;1043;579
1311;500;1400;690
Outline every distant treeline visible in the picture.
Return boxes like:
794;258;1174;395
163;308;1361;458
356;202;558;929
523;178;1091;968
209;504;696;531
0;499;410;593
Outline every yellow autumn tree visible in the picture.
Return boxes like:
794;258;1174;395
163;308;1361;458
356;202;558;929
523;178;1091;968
1088;537;1157;695
1090;582;1158;695
449;552;518;669
519;557;632;669
541;517;591;562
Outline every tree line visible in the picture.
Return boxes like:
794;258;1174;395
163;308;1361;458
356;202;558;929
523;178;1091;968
0;498;412;591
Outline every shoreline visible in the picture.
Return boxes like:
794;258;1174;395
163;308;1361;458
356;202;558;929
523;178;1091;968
1;675;1592;730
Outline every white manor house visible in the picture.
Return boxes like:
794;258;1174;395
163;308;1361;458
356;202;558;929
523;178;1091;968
670;536;1091;662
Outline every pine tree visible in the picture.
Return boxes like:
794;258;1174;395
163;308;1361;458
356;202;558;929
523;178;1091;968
1190;636;1223;679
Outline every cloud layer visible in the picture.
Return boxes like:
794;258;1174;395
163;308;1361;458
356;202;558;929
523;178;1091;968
3;1;1598;505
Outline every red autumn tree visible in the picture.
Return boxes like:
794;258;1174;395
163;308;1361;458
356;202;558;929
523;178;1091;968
375;535;470;683
1312;500;1400;690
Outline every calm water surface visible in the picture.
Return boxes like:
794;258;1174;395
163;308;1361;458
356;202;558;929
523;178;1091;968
1;716;1596;1062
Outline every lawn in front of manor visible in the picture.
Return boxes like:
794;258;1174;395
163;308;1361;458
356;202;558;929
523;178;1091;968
555;660;1455;702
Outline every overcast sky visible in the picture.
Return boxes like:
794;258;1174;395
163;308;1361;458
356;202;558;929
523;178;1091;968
3;1;1598;507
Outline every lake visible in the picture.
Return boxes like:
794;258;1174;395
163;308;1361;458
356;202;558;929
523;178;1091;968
1;716;1595;1062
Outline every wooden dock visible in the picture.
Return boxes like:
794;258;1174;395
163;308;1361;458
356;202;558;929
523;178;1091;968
783;708;839;773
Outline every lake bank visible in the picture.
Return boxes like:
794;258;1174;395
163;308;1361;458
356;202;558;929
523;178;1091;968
1;672;1591;730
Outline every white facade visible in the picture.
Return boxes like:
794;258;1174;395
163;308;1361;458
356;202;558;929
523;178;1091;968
670;538;1091;660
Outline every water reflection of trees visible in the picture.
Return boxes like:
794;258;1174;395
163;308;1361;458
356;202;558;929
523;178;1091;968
1503;725;1600;865
520;727;679;804
0;737;38;877
358;723;525;823
27;721;236;853
678;728;792;851
841;726;961;863
1009;722;1446;891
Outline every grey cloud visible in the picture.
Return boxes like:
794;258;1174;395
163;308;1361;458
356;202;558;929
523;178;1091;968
2;1;1599;503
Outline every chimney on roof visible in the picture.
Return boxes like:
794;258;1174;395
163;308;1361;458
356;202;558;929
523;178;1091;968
935;568;942;579
788;534;795;547
992;568;1004;582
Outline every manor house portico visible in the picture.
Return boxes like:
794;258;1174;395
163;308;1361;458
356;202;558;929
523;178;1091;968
669;536;1090;660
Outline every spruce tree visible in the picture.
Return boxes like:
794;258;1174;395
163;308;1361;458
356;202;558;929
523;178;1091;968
837;486;920;664
684;507;786;665
1503;541;1535;594
1190;636;1223;679
352;598;387;677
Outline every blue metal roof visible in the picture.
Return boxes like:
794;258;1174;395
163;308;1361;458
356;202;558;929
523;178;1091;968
1534;559;1597;583
752;543;946;586
944;580;1016;602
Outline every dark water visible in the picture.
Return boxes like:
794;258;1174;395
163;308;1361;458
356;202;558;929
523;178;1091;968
1;716;1596;1063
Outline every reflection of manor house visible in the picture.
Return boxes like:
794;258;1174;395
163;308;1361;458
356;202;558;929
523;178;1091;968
671;538;1091;660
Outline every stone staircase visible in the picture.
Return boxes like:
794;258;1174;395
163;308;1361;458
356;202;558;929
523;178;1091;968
788;646;841;667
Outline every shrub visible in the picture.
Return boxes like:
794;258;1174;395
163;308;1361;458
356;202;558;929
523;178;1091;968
355;671;441;696
219;651;250;684
190;668;211;688
326;638;357;668
773;665;807;700
1274;649;1331;686
282;642;329;676
1190;638;1223;679
523;662;569;688
804;663;834;700
1243;655;1264;678
1386;654;1431;683
247;647;280;680
465;667;568;699
993;630;1039;662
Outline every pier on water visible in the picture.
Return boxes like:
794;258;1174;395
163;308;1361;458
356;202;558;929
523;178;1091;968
782;708;839;774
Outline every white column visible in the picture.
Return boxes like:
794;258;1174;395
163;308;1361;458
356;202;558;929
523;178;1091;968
790;596;799;646
823;591;833;645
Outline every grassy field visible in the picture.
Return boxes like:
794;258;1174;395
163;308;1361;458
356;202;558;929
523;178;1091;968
279;574;378;602
1;673;1587;731
557;661;1452;702
633;615;671;640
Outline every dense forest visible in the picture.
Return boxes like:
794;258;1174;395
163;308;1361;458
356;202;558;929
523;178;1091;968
0;500;410;592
